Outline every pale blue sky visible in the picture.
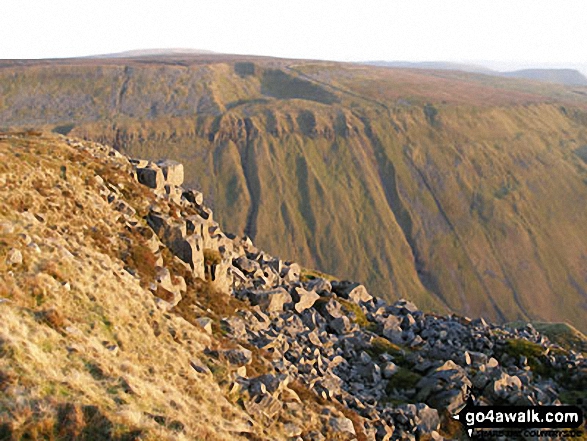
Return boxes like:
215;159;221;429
2;0;586;71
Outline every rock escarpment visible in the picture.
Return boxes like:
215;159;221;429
121;138;587;439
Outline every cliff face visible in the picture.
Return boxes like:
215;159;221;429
1;58;587;331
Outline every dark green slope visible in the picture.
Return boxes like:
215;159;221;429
1;57;587;330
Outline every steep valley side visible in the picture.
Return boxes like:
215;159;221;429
1;59;587;331
69;103;587;332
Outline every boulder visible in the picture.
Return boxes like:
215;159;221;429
281;262;301;283
156;159;184;186
306;277;332;294
265;258;283;275
329;416;356;436
292;287;320;313
383;362;399;379
231;266;249;289
173;234;205;279
195;317;213;334
488;372;523;400
329;316;352;335
381;316;403;343
332;281;372;303
415;404;440;433
185;215;213;248
136;164;164;189
146;211;170;236
234;256;261;274
221;316;247;339
314;298;345;321
205;251;233;294
252;373;289;394
183;189;204;206
163;184;183;205
248;287;292;313
417;361;471;413
222;346;253;366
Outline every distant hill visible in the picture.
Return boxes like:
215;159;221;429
366;60;495;74
88;48;216;58
501;68;587;86
365;61;587;87
1;55;587;333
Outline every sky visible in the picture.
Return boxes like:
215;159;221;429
1;0;586;72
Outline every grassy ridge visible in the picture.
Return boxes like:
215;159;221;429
1;57;587;330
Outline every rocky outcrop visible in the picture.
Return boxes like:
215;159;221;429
57;139;585;440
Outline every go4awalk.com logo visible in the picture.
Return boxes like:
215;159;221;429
453;397;584;439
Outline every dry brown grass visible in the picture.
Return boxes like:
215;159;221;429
0;134;267;440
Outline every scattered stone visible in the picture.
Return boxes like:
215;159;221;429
329;316;352;335
283;422;302;437
329;416;356;436
222;346;253;366
415;404;440;433
70;149;586;440
5;248;22;266
190;359;212;375
0;221;14;234
382;362;399;379
195;317;213;334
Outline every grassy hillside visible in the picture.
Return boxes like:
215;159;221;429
1;56;587;331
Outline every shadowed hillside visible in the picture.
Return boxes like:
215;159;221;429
1;55;587;332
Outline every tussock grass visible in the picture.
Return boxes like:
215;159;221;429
336;298;376;330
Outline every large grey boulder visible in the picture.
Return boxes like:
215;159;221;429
381;315;403;343
416;360;471;413
146;211;171;236
306;277;332;294
204;249;233;294
314;298;345;321
247;287;292;313
487;371;523;400
332;281;372;303
329;316;353;335
185;215;213;248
